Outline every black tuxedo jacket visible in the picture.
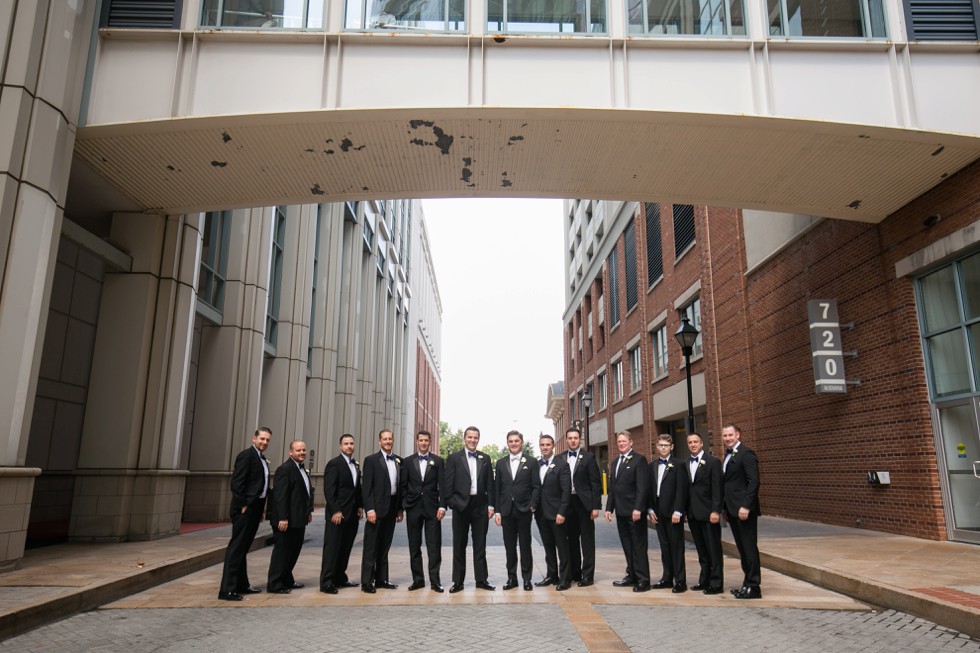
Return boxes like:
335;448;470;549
362;450;402;519
606;451;649;516
270;459;314;527
564;449;603;511
650;456;688;519
400;453;444;517
230;445;268;514
687;452;723;521
723;445;761;516
538;457;572;521
494;455;540;517
442;449;495;510
323;454;362;520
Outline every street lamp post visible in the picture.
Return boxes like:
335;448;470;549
581;389;592;449
674;316;700;434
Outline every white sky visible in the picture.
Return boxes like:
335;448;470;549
421;198;566;452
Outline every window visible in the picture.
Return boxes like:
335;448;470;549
585;382;595;415
199;210;231;314
308;207;322;370
651;324;669;379
629;346;642;392
612;360;624;401
597;372;607;409
346;0;465;30
344;201;359;223
681;298;703;358
628;0;745;35
202;0;325;28
266;206;286;348
608;249;620;326
624;219;638;312
905;0;978;40
768;0;885;37
488;0;607;33
646;203;663;287
916;250;980;399
673;204;696;258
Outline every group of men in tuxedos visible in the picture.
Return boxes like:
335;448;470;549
605;424;762;599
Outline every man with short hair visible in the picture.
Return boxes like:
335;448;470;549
722;423;762;599
648;434;688;593
605;430;651;592
360;428;403;593
218;427;272;601
563;426;602;586
443;426;496;592
535;434;572;591
266;440;314;594
319;434;362;594
401;430;446;592
494;430;539;591
686;432;724;595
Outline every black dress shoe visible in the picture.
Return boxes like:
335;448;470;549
612;577;635;587
632;583;652;592
448;583;464;593
691;583;707;591
242;587;263;594
735;586;762;600
320;585;338;595
672;584;688;594
269;588;292;594
703;587;724;595
290;582;305;589
342;580;359;588
502;579;519;590
377;581;398;590
730;586;746;595
407;581;426;591
523;581;533;591
651;580;673;589
555;582;571;591
475;581;495;591
571;575;582;583
217;592;243;601
431;583;445;593
361;584;376;594
577;579;594;587
535;577;556;587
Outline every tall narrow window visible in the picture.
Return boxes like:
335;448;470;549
266;206;286;348
199;210;231;314
624;219;638;312
612;360;624;401
597;372;607;409
645;203;663;286
681;298;703;358
629;346;642;392
673;204;696;257
651;324;668;379
608;249;620;326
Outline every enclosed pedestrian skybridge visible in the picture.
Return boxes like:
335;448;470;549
74;0;980;221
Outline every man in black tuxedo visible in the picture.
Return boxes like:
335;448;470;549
401;430;446;592
648;434;688;593
266;440;314;594
605;430;651;592
562;426;602;587
686;432;724;595
722;423;762;599
535;434;572;591
493;430;539;591
443;425;496;592
218;427;271;601
360;428;403;593
319;433;362;594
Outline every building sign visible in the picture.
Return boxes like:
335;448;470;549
807;299;846;394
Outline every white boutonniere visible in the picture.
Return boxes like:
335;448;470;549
520;457;526;464
698;460;705;467
428;460;435;467
395;458;401;464
478;454;484;460
626;455;633;462
667;463;674;470
548;463;556;470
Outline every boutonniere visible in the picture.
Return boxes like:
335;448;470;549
698;460;705;467
428;460;435;467
626;455;633;462
478;454;484;460
395;458;401;465
548;463;556;470
520;457;526;464
667;463;674;469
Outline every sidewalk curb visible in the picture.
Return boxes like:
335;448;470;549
0;535;271;642
721;540;980;640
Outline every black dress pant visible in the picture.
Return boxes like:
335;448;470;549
689;518;724;589
406;506;442;585
654;516;686;585
451;496;489;585
727;511;761;587
320;514;358;589
501;511;533;582
361;509;398;585
566;498;595;582
267;526;305;591
615;514;650;585
536;513;570;582
219;499;263;594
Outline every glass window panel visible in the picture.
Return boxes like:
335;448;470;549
920;265;960;333
949;473;980;530
202;0;324;27
971;323;980;388
939;403;980;472
778;0;886;37
928;330;971;397
489;0;605;33
627;0;740;35
961;251;980;320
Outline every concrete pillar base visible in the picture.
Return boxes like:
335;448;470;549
0;468;42;573
181;472;233;522
69;469;188;542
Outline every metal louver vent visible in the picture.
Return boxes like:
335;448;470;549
102;1;181;28
905;0;980;40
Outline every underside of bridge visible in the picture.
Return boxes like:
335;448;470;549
73;107;980;222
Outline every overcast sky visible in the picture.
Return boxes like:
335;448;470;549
421;198;565;453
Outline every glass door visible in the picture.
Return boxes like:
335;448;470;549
934;399;980;542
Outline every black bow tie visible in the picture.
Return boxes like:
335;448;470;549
468;452;478;459
386;455;396;461
690;456;698;463
540;459;548;466
658;459;668;465
568;451;577;458
726;448;734;455
419;455;428;461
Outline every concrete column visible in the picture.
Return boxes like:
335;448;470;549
0;0;95;568
71;214;202;541
182;209;269;521
335;216;365;449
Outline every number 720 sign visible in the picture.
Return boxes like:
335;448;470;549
807;299;847;394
